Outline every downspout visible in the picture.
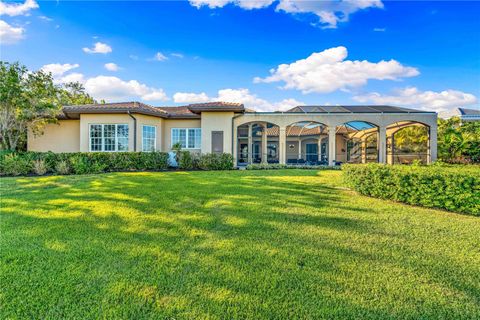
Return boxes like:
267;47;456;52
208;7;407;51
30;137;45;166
127;111;137;152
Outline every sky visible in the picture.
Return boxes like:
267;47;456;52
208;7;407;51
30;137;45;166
1;0;479;115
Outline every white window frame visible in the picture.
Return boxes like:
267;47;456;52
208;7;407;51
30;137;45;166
89;124;129;152
171;128;201;149
142;125;157;152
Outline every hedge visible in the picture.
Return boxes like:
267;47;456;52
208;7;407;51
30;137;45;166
246;163;341;170
0;151;234;176
0;151;169;176
177;151;234;171
342;163;480;215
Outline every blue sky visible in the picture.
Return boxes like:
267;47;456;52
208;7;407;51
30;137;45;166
1;0;479;114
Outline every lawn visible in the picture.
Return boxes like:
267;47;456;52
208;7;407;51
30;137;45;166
1;170;479;319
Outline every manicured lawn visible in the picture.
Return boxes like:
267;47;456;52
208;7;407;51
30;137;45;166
1;170;479;319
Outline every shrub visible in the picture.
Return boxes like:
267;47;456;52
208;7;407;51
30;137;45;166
55;160;70;175
0;153;31;176
246;163;340;170
178;151;197;170
342;163;480;215
197;153;234;170
33;159;47;175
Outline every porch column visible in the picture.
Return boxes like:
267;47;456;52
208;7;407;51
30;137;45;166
233;123;238;165
387;134;394;164
279;126;286;165
429;125;438;163
378;126;387;164
361;137;367;164
298;139;302;159
328;129;336;166
247;124;253;164
318;137;322;162
261;123;268;164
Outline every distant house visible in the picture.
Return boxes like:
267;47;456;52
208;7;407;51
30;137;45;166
28;102;438;166
458;108;480;122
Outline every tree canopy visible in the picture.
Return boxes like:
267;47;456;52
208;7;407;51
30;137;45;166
0;61;95;151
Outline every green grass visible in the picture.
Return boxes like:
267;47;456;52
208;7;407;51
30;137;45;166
1;170;479;319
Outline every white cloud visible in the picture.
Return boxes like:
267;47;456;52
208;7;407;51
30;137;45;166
254;46;419;94
38;15;52;22
173;92;210;103
41;63;79;77
0;0;38;16
104;63;119;71
171;53;184;58
83;42;112;54
353;87;478;114
84;76;168;102
57;72;85;84
153;52;168;61
373;27;385;32
174;88;303;111
190;0;274;10
0;20;24;44
190;0;382;28
129;54;138;60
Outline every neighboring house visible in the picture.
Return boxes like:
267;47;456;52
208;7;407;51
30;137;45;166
457;107;480;122
28;102;438;166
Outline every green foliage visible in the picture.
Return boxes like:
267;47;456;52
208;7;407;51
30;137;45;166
0;152;169;176
438;117;480;163
0;61;95;152
246;163;340;170
343;163;480;215
197;153;234;170
178;151;197;170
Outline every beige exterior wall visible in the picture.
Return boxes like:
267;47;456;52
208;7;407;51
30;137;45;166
134;114;163;152
162;118;202;152
28;120;80;152
79;114;135;152
200;112;234;154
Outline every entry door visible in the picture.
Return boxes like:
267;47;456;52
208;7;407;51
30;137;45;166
211;131;224;154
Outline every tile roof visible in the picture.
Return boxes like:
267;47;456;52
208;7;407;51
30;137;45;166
187;102;245;113
156;106;200;119
63;101;168;118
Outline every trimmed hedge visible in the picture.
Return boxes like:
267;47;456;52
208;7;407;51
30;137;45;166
0;151;169;176
343;163;480;215
177;151;234;170
246;163;341;170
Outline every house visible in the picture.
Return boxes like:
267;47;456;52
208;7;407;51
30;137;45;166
28;102;438;166
457;107;480;122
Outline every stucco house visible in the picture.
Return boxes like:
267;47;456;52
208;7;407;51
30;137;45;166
28;102;438;166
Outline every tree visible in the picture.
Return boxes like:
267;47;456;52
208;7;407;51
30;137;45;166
0;62;62;151
437;117;480;163
0;61;96;151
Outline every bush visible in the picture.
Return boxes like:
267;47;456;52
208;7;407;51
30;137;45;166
246;163;340;170
178;151;197;170
197;153;234;170
342;163;480;215
33;159;47;175
0;151;169;176
55;160;70;175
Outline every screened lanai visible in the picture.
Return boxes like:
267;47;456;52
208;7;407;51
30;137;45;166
233;105;438;166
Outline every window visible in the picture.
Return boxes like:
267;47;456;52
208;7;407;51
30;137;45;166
89;124;129;152
142;125;157;152
171;128;201;149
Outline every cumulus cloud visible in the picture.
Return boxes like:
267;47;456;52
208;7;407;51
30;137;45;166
0;0;38;16
41;63;79;77
353;87;478;114
174;92;210;103
190;0;383;28
174;88;304;112
83;42;112;54
58;72;85;84
104;63;119;71
189;0;274;10
84;76;168;102
153;52;168;61
0;20;24;44
254;46;419;94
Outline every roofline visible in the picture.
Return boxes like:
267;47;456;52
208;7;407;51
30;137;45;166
243;111;437;115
